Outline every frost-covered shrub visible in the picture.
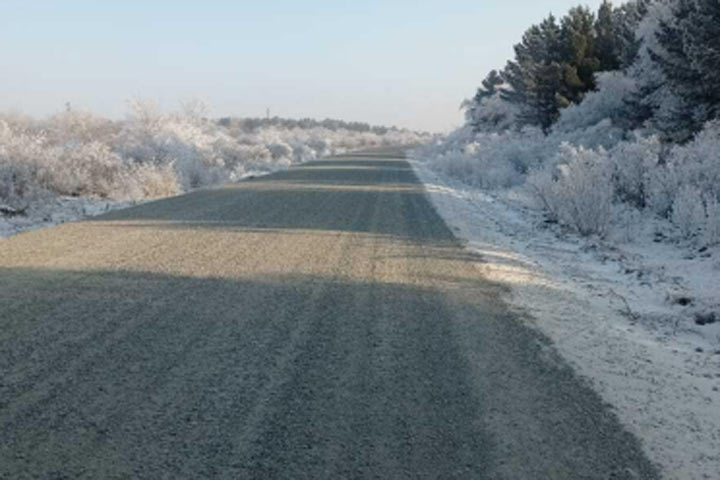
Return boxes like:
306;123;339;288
0;117;172;202
553;72;637;149
425;109;720;244
267;142;292;160
43;110;118;146
669;188;720;245
432;147;523;188
669;123;720;202
38;142;129;197
0;121;50;204
129;164;180;199
0;103;429;212
528;145;614;236
0;162;32;205
671;186;706;239
642;122;720;241
491;127;552;175
609;135;661;208
704;196;720;246
415;127;551;189
114;100;229;190
610;204;644;244
645;164;677;217
465;90;520;133
555;119;624;151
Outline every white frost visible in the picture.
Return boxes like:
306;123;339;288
411;158;720;480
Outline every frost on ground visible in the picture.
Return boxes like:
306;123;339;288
0;196;136;239
411;160;720;480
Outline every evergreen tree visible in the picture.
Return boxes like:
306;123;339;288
619;0;670;132
502;14;566;131
560;6;601;104
465;70;507;131
595;1;622;71
652;0;720;140
471;70;504;104
612;0;652;68
469;0;651;134
502;8;609;132
620;64;660;132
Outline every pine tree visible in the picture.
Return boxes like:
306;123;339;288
652;0;720;140
471;70;504;104
502;14;566;131
560;6;601;104
612;0;652;68
470;0;649;134
595;1;622;71
619;0;672;132
465;70;506;131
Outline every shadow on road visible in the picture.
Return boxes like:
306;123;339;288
0;267;491;478
0;266;657;479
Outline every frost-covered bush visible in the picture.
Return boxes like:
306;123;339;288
609;135;661;208
553;72;636;149
0;121;51;205
1;115;167;203
704;196;720;246
465;90;520;133
645;165;678;217
554;119;626;151
414;127;552;189
614;121;720;244
528;145;614;236
654;122;720;244
0;103;429;212
432;146;523;189
43;110;119;146
671;186;706;239
39;142;128;197
128;163;180;199
0;162;33;206
668;123;720;202
114;100;231;190
422;94;720;243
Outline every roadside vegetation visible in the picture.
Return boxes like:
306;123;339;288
0;100;428;235
415;0;720;245
411;3;720;474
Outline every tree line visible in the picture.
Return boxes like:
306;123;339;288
467;0;719;143
218;116;404;135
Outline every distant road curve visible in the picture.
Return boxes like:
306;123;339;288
0;150;657;478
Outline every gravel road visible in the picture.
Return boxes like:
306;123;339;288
0;151;658;479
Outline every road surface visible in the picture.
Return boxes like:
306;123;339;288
0;151;657;478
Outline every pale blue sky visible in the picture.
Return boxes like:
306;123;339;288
1;0;604;131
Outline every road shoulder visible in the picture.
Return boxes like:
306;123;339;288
410;158;720;479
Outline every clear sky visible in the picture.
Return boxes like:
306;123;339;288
1;0;604;132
